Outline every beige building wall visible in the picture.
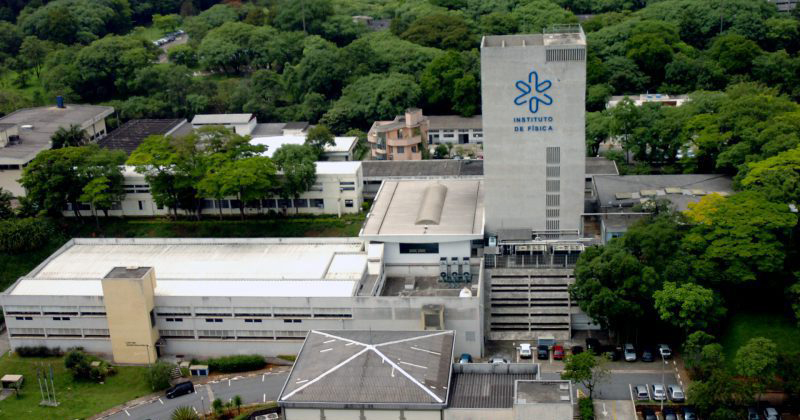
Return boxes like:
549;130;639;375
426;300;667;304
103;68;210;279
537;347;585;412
101;267;159;364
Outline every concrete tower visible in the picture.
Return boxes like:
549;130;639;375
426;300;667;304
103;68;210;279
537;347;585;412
481;27;586;240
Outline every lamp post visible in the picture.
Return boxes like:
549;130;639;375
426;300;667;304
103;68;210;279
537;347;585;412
200;396;206;420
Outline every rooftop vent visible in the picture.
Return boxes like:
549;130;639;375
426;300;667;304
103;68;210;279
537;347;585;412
415;184;447;225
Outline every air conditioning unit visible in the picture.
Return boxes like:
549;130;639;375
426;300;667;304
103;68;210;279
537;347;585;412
439;257;448;281
461;257;472;282
449;257;460;281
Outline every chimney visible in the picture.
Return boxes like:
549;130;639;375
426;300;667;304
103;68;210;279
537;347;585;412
56;96;64;108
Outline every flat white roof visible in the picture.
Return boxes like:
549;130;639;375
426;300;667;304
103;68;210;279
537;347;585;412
8;239;370;297
361;180;484;238
315;161;361;175
252;135;357;157
191;114;254;125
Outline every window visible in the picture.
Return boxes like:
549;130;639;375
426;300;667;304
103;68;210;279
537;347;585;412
202;199;216;209
310;198;324;208
83;328;110;337
293;199;308;208
546;209;560;218
397;129;404;139
52;316;71;321
546;147;560;164
339;181;355;191
278;199;292;208
165;318;183;322
397;146;405;153
344;199;354;208
310;183;324;192
546;194;560;207
244;319;263;323
399;243;439;254
205;318;223;323
283;319;302;323
546;180;560;193
546;166;560;177
15;317;32;321
159;329;194;339
124;184;150;194
110;201;122;210
412;145;417;153
138;200;144;210
198;330;235;339
263;199;277;208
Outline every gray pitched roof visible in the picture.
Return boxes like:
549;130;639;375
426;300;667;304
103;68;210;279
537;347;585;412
279;330;454;409
98;119;186;155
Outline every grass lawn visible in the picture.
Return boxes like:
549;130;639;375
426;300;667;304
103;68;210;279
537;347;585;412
0;354;150;419
720;312;800;367
130;25;165;41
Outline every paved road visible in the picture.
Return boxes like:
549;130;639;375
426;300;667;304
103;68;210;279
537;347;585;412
595;399;636;420
103;370;288;420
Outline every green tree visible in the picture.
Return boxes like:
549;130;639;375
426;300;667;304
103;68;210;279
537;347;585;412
401;14;475;50
233;395;243;414
688;369;746;418
345;128;369;160
682;331;716;378
0;188;14;220
287;36;347;99
420;50;480;116
740;145;800;204
707;34;763;76
653;282;725;332
18;36;52;78
212;398;224;416
51;124;88;149
479;12;518;35
273;0;333;34
199;156;276;219
305;125;335;157
585;111;612;156
513;0;578;33
171;406;200;420
19;0;133;44
735;337;778;402
683;191;797;285
168;45;198;68
79;176;122;228
322;73;421;133
146;362;175;391
153;13;182;34
272;144;317;214
561;352;609;398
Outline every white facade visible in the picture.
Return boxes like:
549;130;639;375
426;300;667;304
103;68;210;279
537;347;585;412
481;30;586;239
427;115;483;145
252;135;357;161
191;114;257;136
0;238;486;360
64;162;364;218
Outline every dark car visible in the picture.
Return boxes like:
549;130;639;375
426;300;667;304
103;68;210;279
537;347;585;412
601;345;622;361
537;345;549;360
641;346;656;362
663;408;678;420
166;381;194;399
683;407;698;420
642;408;657;420
571;345;584;355
585;338;601;354
748;407;763;420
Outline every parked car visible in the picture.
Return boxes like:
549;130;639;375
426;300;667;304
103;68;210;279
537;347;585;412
668;384;685;402
764;407;780;420
165;381;194;399
641;408;657;420
458;353;472;364
552;345;565;360
601;345;622;361
663;408;678;420
537;345;549;360
624;343;637;362
659;344;672;359
683;407;698;420
634;384;649;400
651;384;666;401
490;356;508;364
519;343;532;359
570;345;584;355
641;345;656;362
748;407;763;420
585;338;601;354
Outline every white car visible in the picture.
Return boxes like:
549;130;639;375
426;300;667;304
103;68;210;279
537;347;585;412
490;357;508;364
659;344;672;359
651;384;666;401
624;343;636;362
668;384;685;402
519;343;532;359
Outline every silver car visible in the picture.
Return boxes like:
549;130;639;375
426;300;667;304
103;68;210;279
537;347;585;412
651;383;666;401
668;384;685;402
624;343;636;362
635;384;649;400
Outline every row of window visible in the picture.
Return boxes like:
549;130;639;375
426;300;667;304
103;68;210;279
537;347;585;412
9;328;109;338
157;310;353;319
6;307;105;316
159;329;308;340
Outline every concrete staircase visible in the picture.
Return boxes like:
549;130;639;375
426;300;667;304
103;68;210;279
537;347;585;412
487;268;573;341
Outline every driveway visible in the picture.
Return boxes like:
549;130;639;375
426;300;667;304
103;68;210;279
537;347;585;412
100;369;288;420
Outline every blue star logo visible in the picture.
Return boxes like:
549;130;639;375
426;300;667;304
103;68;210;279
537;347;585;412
514;70;553;113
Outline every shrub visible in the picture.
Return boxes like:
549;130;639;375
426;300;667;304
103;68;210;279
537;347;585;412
0;217;54;253
64;348;108;382
277;354;297;362
147;361;176;391
16;346;62;358
204;355;265;373
578;397;594;420
171;405;200;420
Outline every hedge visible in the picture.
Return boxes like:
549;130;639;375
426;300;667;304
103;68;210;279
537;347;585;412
16;346;63;358
578;397;595;420
203;355;265;373
0;217;54;253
